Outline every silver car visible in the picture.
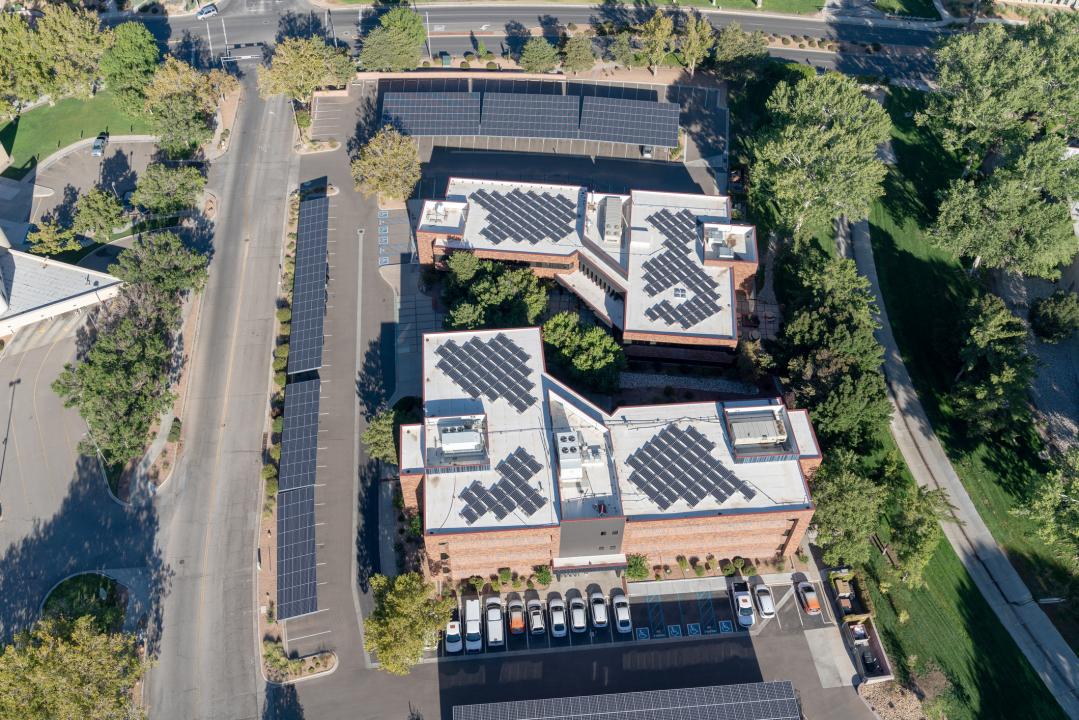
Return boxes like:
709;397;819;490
195;3;218;18
612;594;632;634
527;598;545;635
549;597;567;638
91;133;108;157
754;585;776;619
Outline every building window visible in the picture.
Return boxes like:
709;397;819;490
600;531;607;536
612;530;619;535
673;287;687;299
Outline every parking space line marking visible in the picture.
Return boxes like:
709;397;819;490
287;629;332;642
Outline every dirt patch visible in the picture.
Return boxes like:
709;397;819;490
860;681;928;720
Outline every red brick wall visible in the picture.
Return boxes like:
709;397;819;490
623;330;738;349
399;473;423;512
416;230;441;265
471;248;577;277
702;259;757;298
622;507;815;566
425;525;561;581
798;456;822;478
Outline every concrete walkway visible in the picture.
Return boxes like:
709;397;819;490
848;218;1079;719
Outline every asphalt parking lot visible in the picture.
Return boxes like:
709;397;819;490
432;579;835;660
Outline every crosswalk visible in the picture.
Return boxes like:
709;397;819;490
0;310;88;359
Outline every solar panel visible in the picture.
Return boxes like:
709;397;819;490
579;96;681;148
626;424;756;511
288;194;329;375
638;209;726;330
480;93;581;139
456;448;548;525
434;333;537;412
277;485;318;619
382;91;482;136
277;378;321;492
452;681;801;720
470;188;577;246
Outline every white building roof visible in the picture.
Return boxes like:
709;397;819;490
417;179;757;342
0;247;122;336
418;328;814;533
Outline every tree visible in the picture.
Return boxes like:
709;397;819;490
131;163;206;216
0;616;146;720
637;12;673;75
34;5;106;100
54;301;174;465
109;231;208;302
949;294;1033;436
363;573;454;676
930;139;1079;278
607;31;636;67
379;7;426;49
679;13;715;77
810;451;884;567
1030;290;1079;343
361;409;398;464
1015;448;1079;556
0;13;46;115
143;57;221;156
1021;14;1079;139
626;554;650;581
750;72;891;237
74;188;125;243
775;254;891;448
735;338;773;384
360;26;422;72
561;34;595;74
890;483;951;586
542;311;625;394
258;37;354;105
917;24;1043;172
519;37;559;73
443;262;547;330
27;219;80;256
713;23;767;81
351;127;420;201
100;22;161;114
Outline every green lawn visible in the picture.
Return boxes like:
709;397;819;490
43;573;125;633
869;87;1079;651
348;0;827;15
0;90;152;181
871;0;940;18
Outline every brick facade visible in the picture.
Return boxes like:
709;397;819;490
623;330;738;348
425;524;562;581
399;472;423;512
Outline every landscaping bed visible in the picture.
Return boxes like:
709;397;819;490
43;573;125;633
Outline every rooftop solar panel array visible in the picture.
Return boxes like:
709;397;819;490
288;195;329;375
277;485;318;619
641;209;725;330
277;379;321;492
480;93;581;139
382;92;482;135
452;681;801;720
379;91;680;147
470;188;578;245
433;333;537;412
579;96;681;147
457;447;548;525
626;424;757;511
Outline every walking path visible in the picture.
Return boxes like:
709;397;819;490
847;218;1079;719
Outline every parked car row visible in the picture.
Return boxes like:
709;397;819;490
731;581;822;628
448;592;632;653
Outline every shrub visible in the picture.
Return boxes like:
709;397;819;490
625;554;650;581
498;567;512;585
732;556;745;572
526;579;535;589
464;51;475;60
262;464;278;481
722;562;737;577
273;356;288;372
274;372;286;388
694;565;705;577
774;556;786;572
276;307;292;323
534;564;553;586
1030;290;1079;343
422;60;430;67
676;555;689;571
511;576;523;590
743;564;757;576
272;416;284;434
167;418;182;442
469;576;485;594
269;443;281;462
796;549;809;563
567;22;577;31
407;512;423;538
274;343;289;359
486;61;498;70
460;60;470;69
781;36;791;45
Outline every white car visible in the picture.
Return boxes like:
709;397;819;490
754;585;776;619
444;620;463;653
612;594;632;634
569;597;588;633
527;598;545;635
463;598;482;653
733;581;755;628
485;596;505;647
589;591;608;628
549;598;567;638
195;3;218;18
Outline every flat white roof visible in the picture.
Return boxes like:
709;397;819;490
418;328;815;530
422;328;559;532
608;401;811;518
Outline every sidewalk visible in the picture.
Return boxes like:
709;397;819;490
847;218;1079;719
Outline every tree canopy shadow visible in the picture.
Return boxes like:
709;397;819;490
172;29;212;70
41;184;80;227
100;149;138;197
263;682;306;720
276;11;327;43
503;21;530;58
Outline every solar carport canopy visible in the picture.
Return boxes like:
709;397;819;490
452;682;801;720
380;90;680;147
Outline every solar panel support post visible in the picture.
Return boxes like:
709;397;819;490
423;9;433;61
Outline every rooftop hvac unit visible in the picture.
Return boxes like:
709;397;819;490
601;196;623;245
729;411;788;448
440;425;484;456
705;225;735;258
556;431;583;480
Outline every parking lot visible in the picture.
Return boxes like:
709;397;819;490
431;578;835;660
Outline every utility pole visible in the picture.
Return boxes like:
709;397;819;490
220;17;230;60
425;11;433;61
205;21;214;64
